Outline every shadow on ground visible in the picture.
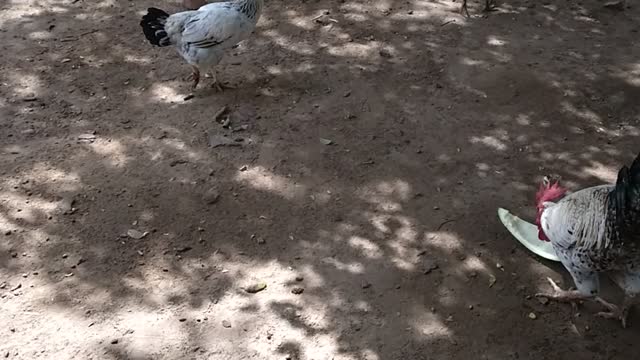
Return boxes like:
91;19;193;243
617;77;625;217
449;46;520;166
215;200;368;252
1;0;639;358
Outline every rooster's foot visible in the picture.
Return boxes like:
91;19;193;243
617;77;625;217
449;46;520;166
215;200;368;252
535;277;587;303
595;297;629;328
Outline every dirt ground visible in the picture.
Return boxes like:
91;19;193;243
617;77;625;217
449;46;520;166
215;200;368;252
1;0;640;359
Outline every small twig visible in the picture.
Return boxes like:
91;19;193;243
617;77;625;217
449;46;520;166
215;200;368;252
59;29;99;42
311;13;326;21
441;20;455;27
213;105;229;122
436;219;457;231
79;29;99;37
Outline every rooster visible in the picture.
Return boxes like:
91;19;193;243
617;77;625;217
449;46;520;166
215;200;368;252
140;0;264;91
535;152;640;327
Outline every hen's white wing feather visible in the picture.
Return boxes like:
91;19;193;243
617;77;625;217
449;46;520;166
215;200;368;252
166;3;258;67
183;6;253;48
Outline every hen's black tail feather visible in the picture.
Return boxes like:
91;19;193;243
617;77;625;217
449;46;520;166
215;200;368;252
611;152;640;232
140;7;172;47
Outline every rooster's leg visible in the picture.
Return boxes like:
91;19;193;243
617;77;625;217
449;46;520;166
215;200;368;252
594;296;629;328
535;277;595;303
536;277;627;323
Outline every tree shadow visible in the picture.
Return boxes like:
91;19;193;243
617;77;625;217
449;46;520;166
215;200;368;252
1;0;639;359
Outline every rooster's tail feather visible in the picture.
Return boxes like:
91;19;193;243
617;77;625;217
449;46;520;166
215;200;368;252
611;152;640;231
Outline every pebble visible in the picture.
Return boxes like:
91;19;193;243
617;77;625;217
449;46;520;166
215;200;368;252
537;297;549;305
203;189;220;204
423;259;439;274
222;320;232;328
179;318;187;322
244;283;267;293
291;287;304;295
110;339;118;345
528;312;537;320
295;276;304;282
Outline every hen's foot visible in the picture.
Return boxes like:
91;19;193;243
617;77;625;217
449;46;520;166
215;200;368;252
210;81;236;92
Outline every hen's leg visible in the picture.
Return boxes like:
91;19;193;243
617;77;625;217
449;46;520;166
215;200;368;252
189;65;201;90
460;0;470;17
207;69;236;92
484;0;496;12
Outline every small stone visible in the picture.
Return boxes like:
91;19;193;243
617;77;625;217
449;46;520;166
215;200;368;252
488;275;497;287
295;276;304;282
243;283;267;293
62;253;68;259
126;229;149;239
222;320;232;328
528;312;537;320
204;189;220;204
239;165;248;171
423;259;439;274
291;287;304;295
361;282;371;289
604;0;625;10
256;237;266;244
537;297;549;305
4;230;11;236
10;283;21;292
179;318;187;322
379;49;393;58
319;138;333;145
110;339;119;344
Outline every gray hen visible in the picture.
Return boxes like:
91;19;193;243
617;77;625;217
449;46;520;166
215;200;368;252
140;0;264;91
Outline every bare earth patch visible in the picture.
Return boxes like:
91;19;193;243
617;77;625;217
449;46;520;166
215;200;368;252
1;0;639;359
